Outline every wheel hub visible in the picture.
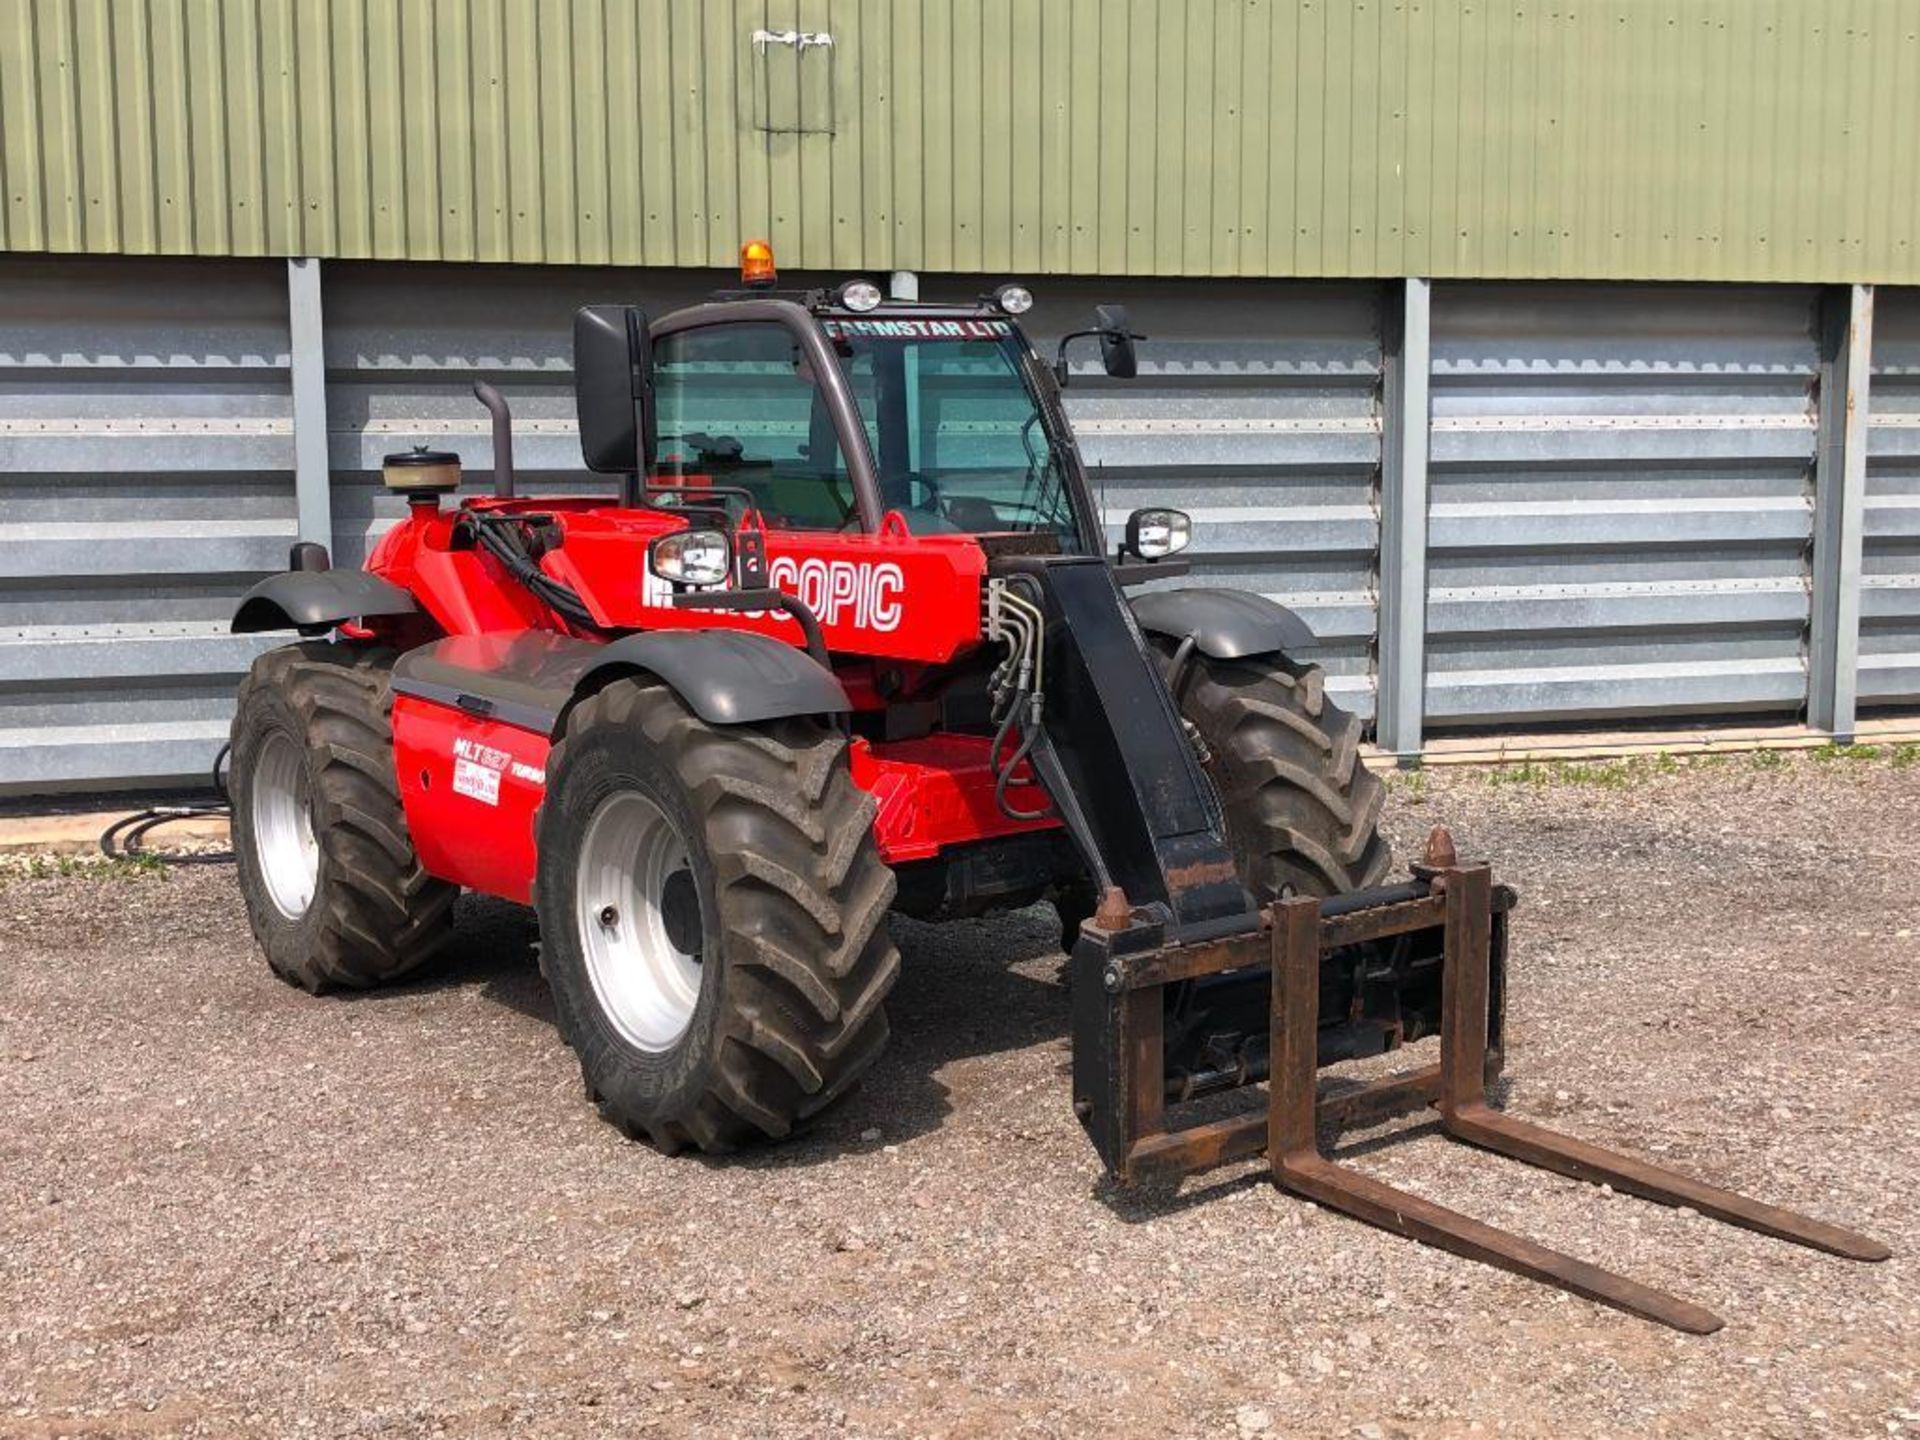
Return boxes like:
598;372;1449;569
659;868;703;956
575;792;705;1052
252;729;318;920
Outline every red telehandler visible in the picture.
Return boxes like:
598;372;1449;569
228;251;1884;1331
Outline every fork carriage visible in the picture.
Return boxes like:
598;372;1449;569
1073;827;1888;1334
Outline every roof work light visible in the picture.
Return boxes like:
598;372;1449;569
834;278;884;312
992;283;1035;315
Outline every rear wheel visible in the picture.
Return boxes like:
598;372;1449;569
1154;643;1392;899
535;680;899;1152
230;643;458;990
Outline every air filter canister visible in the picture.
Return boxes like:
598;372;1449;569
382;446;462;496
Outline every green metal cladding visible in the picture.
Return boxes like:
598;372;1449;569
2;0;1917;282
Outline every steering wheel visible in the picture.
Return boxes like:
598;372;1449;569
683;431;745;464
880;471;944;514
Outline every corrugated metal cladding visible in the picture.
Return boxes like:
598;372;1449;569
5;255;1918;794
1426;284;1824;726
323;266;731;571
0;256;288;791
3;0;1919;284
1866;290;1920;707
1059;280;1383;714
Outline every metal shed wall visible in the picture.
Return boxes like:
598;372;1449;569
3;0;1918;284
1425;283;1823;726
1864;289;1920;706
3;255;1918;797
1054;279;1383;714
0;255;287;790
321;267;725;572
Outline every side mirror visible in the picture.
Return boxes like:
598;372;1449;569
1053;304;1146;387
1094;303;1138;379
574;305;655;474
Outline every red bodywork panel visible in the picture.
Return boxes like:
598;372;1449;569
850;734;1054;864
368;496;1060;903
369;498;987;663
391;698;1052;900
391;697;550;904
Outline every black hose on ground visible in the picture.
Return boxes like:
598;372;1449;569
98;743;233;862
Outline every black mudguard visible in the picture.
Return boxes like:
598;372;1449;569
579;630;848;725
1129;586;1318;660
233;571;420;635
388;628;849;733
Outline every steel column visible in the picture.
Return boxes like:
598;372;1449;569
287;257;333;556
1809;284;1873;739
1376;278;1432;757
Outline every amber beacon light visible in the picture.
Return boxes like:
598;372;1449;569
740;239;777;289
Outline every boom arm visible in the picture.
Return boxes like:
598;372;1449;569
992;554;1256;941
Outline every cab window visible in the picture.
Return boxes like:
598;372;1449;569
648;322;856;530
830;322;1086;549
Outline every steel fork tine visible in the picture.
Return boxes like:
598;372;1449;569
1269;894;1725;1335
1434;863;1890;1264
1271;1148;1726;1334
1440;1106;1891;1262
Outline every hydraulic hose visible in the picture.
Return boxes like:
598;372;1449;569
985;574;1052;822
464;513;600;630
992;699;1050;821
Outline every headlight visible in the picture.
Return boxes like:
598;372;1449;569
993;283;1035;315
835;278;884;312
649;528;732;587
1125;507;1192;560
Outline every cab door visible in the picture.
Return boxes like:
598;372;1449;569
648;311;881;533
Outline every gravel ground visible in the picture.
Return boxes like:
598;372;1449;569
1;753;1915;1439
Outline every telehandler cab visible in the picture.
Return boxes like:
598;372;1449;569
229;248;1884;1331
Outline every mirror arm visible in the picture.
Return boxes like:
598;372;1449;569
1053;328;1102;387
626;371;646;506
1112;558;1191;586
472;381;515;499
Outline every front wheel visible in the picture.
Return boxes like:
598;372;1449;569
534;680;900;1152
1154;643;1392;899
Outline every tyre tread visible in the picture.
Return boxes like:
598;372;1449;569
540;682;898;1153
1159;645;1393;899
231;642;456;992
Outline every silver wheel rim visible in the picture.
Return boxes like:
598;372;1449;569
252;729;319;920
576;791;704;1052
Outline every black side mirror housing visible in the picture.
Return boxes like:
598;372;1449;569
1053;304;1146;387
1093;303;1138;379
574;305;655;475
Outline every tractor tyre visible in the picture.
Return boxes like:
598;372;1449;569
230;642;458;991
534;679;900;1153
1154;643;1392;898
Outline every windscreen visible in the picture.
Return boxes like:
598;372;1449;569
826;317;1086;549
